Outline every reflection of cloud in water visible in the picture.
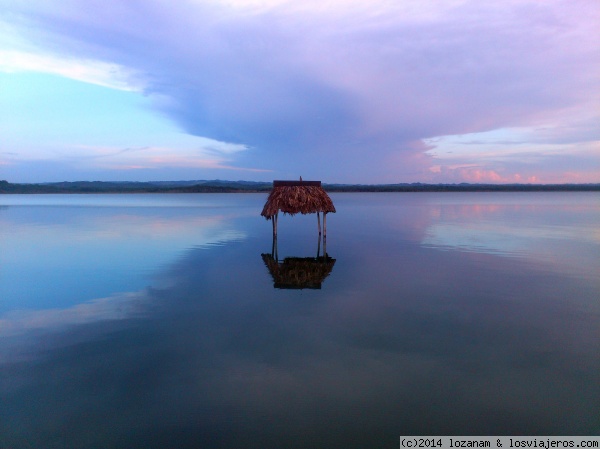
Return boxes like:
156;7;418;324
5;213;245;247
2;237;598;447
424;222;534;257
420;203;600;279
0;207;247;313
1;194;599;446
424;220;599;255
0;291;147;338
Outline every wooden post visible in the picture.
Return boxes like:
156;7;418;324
323;212;327;256
317;211;321;235
316;229;321;258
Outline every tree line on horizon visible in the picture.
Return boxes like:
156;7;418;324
1;179;598;194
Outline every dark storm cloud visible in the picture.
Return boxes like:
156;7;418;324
1;0;598;181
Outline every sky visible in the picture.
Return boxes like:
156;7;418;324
0;0;599;184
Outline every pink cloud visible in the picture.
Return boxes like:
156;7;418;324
429;163;600;184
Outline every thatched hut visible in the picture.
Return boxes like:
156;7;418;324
261;180;336;237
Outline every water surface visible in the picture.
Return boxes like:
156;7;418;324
1;192;598;448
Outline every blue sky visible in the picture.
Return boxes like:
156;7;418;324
1;0;599;184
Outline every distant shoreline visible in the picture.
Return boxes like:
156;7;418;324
1;180;599;194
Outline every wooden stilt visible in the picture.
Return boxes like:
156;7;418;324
317;211;321;235
316;229;321;258
323;212;327;256
271;233;275;257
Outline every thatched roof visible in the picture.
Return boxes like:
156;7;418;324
261;254;336;289
261;180;336;219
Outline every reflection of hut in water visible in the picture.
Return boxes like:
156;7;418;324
261;180;336;237
261;254;336;289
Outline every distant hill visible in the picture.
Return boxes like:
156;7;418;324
323;182;600;192
0;180;272;193
1;179;599;194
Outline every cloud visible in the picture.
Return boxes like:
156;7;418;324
1;144;268;181
1;0;598;182
424;127;600;183
0;49;143;91
60;144;264;171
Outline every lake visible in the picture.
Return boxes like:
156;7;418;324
1;192;598;448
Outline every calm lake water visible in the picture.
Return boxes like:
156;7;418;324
1;192;598;448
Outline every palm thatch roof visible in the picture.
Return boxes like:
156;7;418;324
261;254;336;289
261;180;336;219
